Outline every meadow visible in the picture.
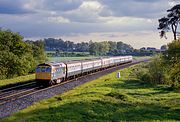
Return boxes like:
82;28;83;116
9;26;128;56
2;64;180;122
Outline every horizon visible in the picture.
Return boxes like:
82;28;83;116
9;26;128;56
1;0;180;48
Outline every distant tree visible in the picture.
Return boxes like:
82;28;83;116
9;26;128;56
99;41;110;56
116;41;133;54
76;42;89;52
108;41;117;55
158;4;180;40
89;41;110;56
117;41;123;50
89;42;99;55
160;45;167;51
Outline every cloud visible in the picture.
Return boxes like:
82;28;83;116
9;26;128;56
48;16;70;24
41;0;83;11
0;0;35;14
80;1;103;11
168;0;178;7
0;0;179;48
98;0;173;18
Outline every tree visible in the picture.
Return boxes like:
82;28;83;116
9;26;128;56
89;42;99;56
89;41;110;56
148;55;166;84
99;41;110;56
0;29;35;78
158;4;180;40
165;40;180;87
0;29;46;79
160;45;167;51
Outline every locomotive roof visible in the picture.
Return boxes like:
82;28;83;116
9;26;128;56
38;62;65;67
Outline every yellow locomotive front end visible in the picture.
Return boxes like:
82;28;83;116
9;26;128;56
36;64;52;81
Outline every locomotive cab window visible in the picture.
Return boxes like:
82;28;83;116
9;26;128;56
36;67;41;72
46;67;51;72
41;67;46;72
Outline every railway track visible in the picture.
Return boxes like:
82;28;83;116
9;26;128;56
0;59;149;119
0;81;39;105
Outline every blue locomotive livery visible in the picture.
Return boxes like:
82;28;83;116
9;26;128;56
36;56;133;85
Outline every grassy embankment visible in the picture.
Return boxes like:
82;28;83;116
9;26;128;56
0;74;35;87
2;64;180;121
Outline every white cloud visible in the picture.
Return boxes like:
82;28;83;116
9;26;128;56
168;0;177;7
48;16;70;23
80;1;103;12
99;16;154;25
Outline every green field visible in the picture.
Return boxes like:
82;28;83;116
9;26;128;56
2;64;180;122
133;56;152;60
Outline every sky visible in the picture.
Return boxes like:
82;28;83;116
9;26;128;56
0;0;180;49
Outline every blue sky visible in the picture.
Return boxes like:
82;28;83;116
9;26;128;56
0;0;179;48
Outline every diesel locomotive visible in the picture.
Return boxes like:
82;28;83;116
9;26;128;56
36;56;133;85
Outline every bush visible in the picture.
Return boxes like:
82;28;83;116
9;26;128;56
147;55;167;84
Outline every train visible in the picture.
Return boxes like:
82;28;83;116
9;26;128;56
35;56;133;85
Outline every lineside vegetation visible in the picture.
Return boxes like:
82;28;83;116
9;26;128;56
134;40;180;88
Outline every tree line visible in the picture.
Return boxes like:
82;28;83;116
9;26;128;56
44;38;134;56
0;29;46;79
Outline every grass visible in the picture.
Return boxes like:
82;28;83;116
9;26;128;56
0;74;35;87
133;56;152;61
2;65;180;122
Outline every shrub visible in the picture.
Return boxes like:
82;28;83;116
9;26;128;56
147;55;166;84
